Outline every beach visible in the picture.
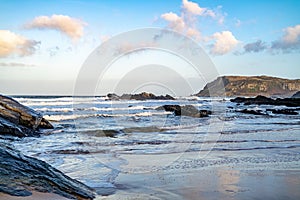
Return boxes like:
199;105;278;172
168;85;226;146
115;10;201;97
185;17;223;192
2;96;298;199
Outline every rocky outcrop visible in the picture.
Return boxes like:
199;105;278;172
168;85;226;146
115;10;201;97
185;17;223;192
230;95;300;107
291;91;300;98
0;95;96;199
266;108;298;115
237;109;266;115
0;95;53;137
156;105;211;118
107;92;175;101
196;76;300;97
0;142;95;199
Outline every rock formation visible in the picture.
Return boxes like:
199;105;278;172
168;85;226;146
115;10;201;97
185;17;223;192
156;105;211;118
230;95;300;107
107;92;175;100
0;95;95;199
196;76;300;97
0;142;95;199
0;94;53;137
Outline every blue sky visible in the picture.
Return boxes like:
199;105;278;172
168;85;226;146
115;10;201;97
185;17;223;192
0;0;299;95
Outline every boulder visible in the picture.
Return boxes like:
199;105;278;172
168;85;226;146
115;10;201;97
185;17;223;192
0;95;53;137
0;142;95;199
156;104;211;118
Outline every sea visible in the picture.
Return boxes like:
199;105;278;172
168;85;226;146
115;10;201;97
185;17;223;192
9;96;300;199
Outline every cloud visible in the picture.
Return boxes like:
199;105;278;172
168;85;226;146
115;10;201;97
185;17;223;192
114;42;158;55
47;46;60;57
25;15;87;40
100;35;111;43
182;0;206;16
182;0;217;18
271;24;300;52
161;12;185;32
0;30;40;57
0;62;36;67
210;31;239;55
161;0;226;43
244;40;267;53
186;28;201;40
283;24;300;43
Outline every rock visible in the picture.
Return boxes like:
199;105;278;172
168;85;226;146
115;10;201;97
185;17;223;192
266;108;298;115
230;95;300;107
0;95;53;137
156;105;211;118
237;109;267;115
107;92;175;101
291;91;300;98
0;142;95;199
196;75;300;97
106;93;119;101
0;117;39;137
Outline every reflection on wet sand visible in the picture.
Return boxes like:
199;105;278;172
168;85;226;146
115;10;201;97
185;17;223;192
217;168;240;195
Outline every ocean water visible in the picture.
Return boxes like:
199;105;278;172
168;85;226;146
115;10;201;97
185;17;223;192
10;96;300;199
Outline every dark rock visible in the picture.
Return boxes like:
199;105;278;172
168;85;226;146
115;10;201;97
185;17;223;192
0;117;39;137
106;93;119;101
0;142;95;199
230;95;300;107
156;105;211;118
237;109;266;115
266;109;298;115
158;105;181;115
107;92;175;101
0;95;53;137
291;91;300;98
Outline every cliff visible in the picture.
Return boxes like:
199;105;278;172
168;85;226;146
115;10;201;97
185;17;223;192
195;76;300;97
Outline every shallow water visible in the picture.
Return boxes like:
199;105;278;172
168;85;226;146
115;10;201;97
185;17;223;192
10;96;300;199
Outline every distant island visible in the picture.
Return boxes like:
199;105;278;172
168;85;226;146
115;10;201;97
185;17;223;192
196;75;300;97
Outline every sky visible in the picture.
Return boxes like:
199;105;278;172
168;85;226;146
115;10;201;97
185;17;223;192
0;0;300;95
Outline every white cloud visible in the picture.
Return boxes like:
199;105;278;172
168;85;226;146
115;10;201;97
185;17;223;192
161;0;226;42
161;12;185;32
186;28;201;40
271;24;300;52
0;30;40;57
182;0;205;15
210;31;239;55
283;24;300;43
25;15;87;40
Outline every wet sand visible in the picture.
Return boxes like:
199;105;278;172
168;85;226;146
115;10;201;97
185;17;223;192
1;159;299;200
94;150;300;200
0;191;69;200
99;167;300;200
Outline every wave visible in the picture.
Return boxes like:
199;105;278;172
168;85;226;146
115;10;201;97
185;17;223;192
44;114;96;121
35;107;73;112
35;105;153;113
74;105;150;112
220;127;298;134
44;111;173;121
